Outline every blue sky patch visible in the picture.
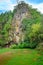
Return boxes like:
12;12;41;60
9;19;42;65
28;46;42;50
0;0;43;14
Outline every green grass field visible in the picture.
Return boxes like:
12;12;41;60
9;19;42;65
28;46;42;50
0;48;43;65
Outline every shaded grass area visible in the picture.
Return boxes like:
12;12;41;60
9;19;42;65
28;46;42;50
0;48;13;54
0;49;43;65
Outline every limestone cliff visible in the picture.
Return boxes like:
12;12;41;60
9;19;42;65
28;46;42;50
9;2;31;43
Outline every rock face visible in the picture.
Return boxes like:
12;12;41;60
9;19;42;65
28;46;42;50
9;2;30;43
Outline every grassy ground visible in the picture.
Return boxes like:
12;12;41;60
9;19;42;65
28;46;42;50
0;48;43;65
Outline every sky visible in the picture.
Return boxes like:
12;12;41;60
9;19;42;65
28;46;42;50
0;0;43;14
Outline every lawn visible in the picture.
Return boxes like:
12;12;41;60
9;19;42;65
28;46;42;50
0;48;43;65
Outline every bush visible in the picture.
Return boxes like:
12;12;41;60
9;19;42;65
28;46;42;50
12;42;30;49
36;42;43;55
38;34;43;42
12;41;37;49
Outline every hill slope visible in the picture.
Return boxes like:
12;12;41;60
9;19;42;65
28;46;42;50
0;1;43;48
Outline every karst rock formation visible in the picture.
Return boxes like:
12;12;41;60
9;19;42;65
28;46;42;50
9;1;31;44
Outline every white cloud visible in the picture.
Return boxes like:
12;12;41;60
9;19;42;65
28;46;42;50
28;2;43;14
0;0;16;11
0;0;43;14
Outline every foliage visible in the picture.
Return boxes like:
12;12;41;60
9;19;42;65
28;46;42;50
0;1;43;49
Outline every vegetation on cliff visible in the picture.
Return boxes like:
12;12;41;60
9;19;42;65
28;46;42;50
0;1;43;49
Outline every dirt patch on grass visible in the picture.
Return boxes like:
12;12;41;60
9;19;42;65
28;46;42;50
0;52;13;65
